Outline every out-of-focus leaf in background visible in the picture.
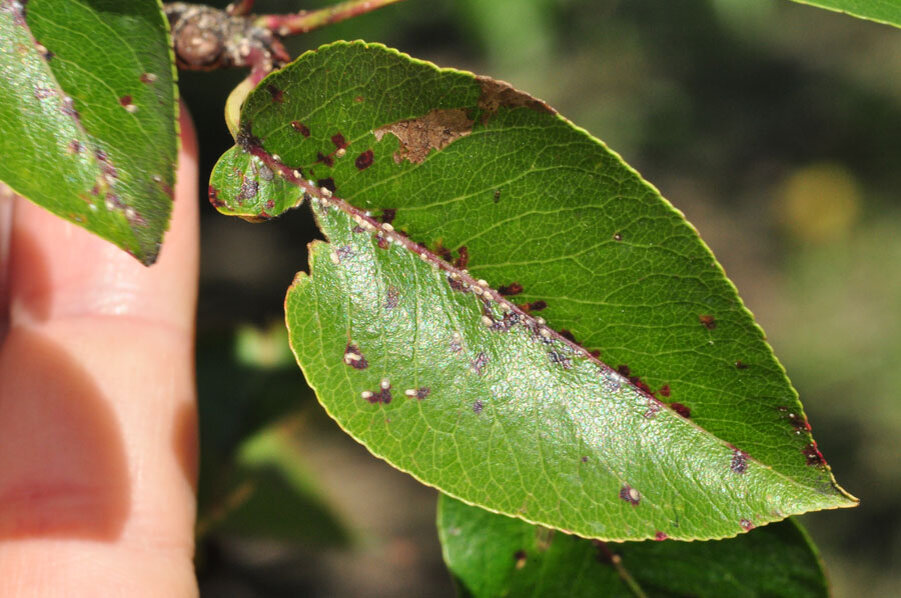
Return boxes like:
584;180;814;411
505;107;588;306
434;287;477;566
196;324;350;547
0;0;177;264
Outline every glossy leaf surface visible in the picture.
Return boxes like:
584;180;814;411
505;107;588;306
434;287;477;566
0;0;177;264
438;494;828;598
211;42;855;540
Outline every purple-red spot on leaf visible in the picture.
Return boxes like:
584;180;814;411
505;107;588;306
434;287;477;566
581;456;588;463
740;519;755;531
331;133;347;149
472;400;483;414
380;208;396;225
355;149;374;170
654;531;668;541
472;352;488;375
67;140;82;154
548;350;572;369
454;246;469;269
558;329;577;343
119;95;132;107
787;411;812;434
735;360;749;369
630;376;653;396
803;442;825;466
139;72;156;84
617;365;631;377
290;120;310;136
658;384;671;398
403;387;429;400
375;234;390;250
498;282;523;296
731;449;749;474
670;402;691;418
208;186;225;208
619;484;641;506
344;343;368;369
525;300;547;312
699;314;717;329
316;152;334;167
266;84;283;103
385;286;399;309
447;274;467;292
362;380;392;404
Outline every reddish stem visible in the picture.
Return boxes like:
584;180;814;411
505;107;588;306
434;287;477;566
256;0;405;36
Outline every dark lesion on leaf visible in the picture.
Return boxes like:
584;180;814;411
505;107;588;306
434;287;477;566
290;120;311;136
619;484;641;506
475;76;556;123
498;282;523;296
453;246;469;269
374;109;474;164
343;343;368;369
379;208;396;225
355;149;374;170
730;449;749;474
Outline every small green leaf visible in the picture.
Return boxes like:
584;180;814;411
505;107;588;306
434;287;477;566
0;0;177;264
209;146;306;222
203;422;351;545
211;42;856;541
438;494;828;598
787;0;901;28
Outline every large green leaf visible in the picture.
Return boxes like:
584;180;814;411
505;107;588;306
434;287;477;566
787;0;901;28
0;0;177;264
210;41;856;540
438;494;828;598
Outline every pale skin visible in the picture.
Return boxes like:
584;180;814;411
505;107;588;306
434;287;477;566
0;107;200;596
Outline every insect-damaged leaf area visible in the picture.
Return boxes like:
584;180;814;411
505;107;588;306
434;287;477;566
0;0;177;264
210;42;856;541
438;495;828;598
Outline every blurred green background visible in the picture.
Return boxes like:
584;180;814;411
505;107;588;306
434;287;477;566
181;1;901;595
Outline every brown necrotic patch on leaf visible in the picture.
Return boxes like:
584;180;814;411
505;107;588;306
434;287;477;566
498;282;523;296
355;149;374;170
374;109;474;164
290;120;310;136
475;76;555;122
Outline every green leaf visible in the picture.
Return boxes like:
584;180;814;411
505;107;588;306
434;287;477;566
203;421;352;545
787;0;901;28
438;494;828;598
0;0;177;264
211;41;856;541
195;326;350;545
